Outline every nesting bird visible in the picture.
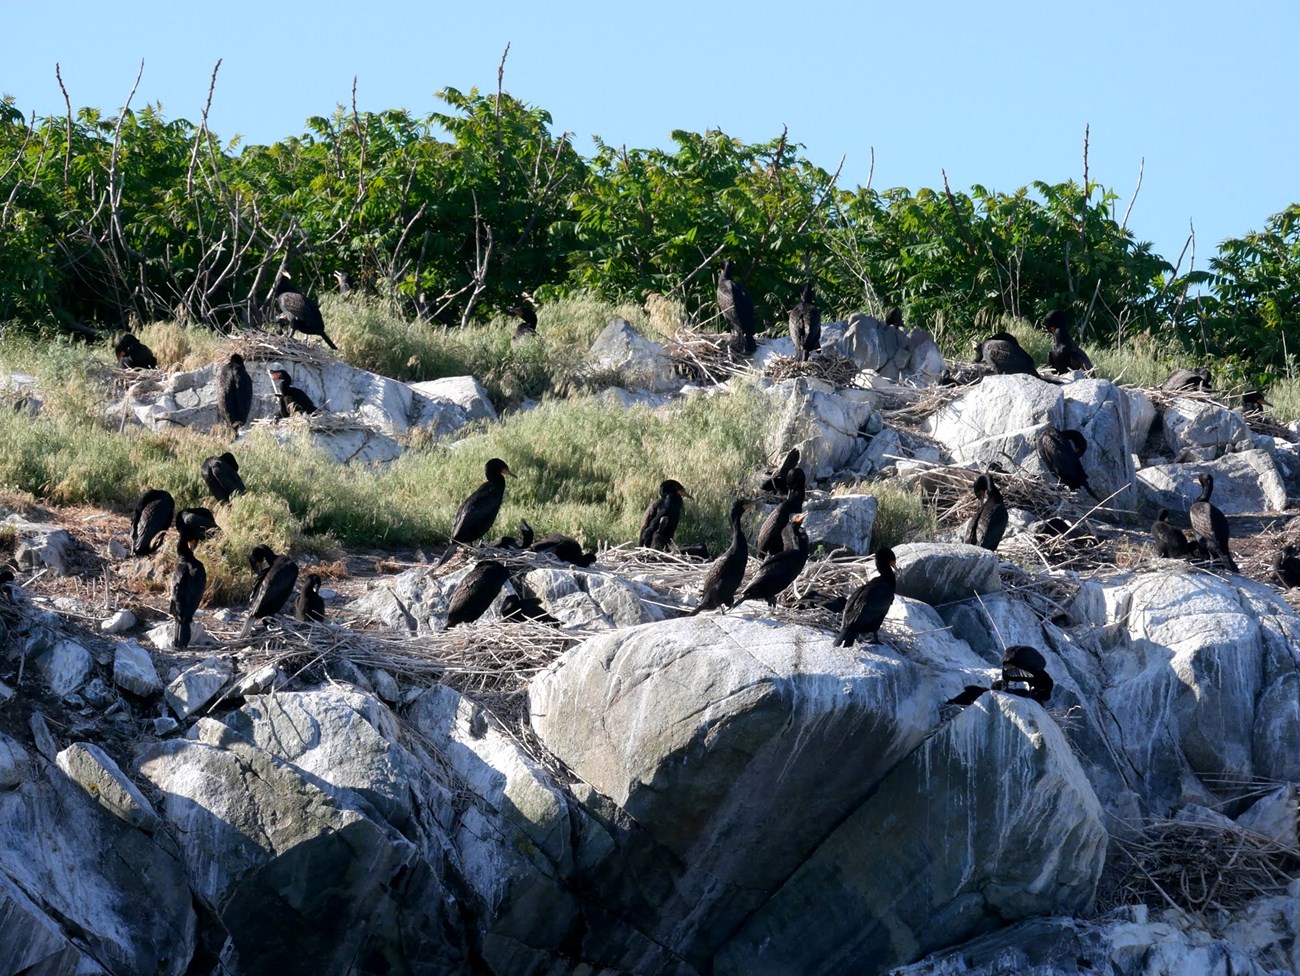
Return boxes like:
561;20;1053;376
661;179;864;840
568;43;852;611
527;525;597;567
274;275;338;349
757;468;806;557
759;448;802;495
1043;310;1093;374
692;498;753;614
270;369;318;418
201;452;246;504
993;646;1054;703
788;283;821;362
974;332;1038;377
639;479;692;551
437;458;515;567
1189;472;1238;572
833;546;897;646
1151;509;1193;559
240;545;300;637
1037;426;1099;500
446;560;511;628
1271;545;1300;589
130;489;175;557
1161;367;1213;393
734;514;809;607
295;573;326;623
965;473;1008;552
217;353;253;434
114;334;157;370
509;303;538;340
717;258;756;354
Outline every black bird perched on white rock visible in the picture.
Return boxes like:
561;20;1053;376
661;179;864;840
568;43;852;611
789;283;821;362
692;498;753;614
639;479;692;551
974;332;1039;377
130;489;175;557
114;334;157;369
1044;310;1093;374
217;353;253;434
734;514;809;607
965;473;1008;552
437;458;515;567
269;369;318;418
240;545;300;637
717;258;756;354
993;646;1054;703
833;546;897;646
1037;426;1099;501
1189;472;1237;572
274;274;338;349
169;514;209;650
201;452;246;504
446;560;511;628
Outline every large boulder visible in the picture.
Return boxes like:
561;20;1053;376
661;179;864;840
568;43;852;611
1137;449;1287;514
715;693;1107;976
587;319;679;392
893;542;1002;607
765;378;879;480
799;492;878;554
1161;396;1252;460
409;375;497;422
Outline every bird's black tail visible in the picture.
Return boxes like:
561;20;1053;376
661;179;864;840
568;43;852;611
322;333;339;351
832;630;852;647
434;544;458;569
174;619;192;650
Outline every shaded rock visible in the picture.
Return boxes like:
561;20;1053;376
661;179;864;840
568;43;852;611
1237;784;1298;845
2;514;74;575
715;693;1107;976
0;731;31;789
587;319;679;392
113;639;162;696
1126;386;1158;450
799;491;878;555
893;542;1002;607
765;377;878;479
836;311;912;379
56;741;162;833
34;638;92;697
164;656;233;719
231;663;285;698
409;375;497;422
1137;449;1286;514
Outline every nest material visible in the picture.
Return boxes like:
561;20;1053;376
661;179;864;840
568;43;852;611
1095;819;1300;917
763;353;860;387
664;327;750;385
229;334;341;369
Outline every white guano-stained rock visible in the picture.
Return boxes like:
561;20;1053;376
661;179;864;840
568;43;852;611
1137;449;1287;514
164;657;232;719
113;639;162;696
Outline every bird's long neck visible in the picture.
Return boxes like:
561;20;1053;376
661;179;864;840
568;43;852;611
730;510;747;552
1197;481;1212;503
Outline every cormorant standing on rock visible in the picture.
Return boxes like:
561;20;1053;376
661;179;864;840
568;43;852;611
965;474;1008;552
1271;545;1300;589
759;448;801;495
717;259;756;354
295;573;326;622
114;334;157;370
201;453;246;503
1151;509;1193;559
692;498;753;614
447;560;511;627
1162;368;1213;392
217;353;253;434
1189;472;1237;572
789;283;821;362
131;489;175;557
1044;310;1093;374
833;546;897;646
974;332;1039;377
993;646;1054;703
734;515;809;607
240;546;299;637
757;468;806;557
274;275;338;349
269;369;318;418
437;458;515;567
169;518;208;650
1037;426;1099;500
639;479;692;551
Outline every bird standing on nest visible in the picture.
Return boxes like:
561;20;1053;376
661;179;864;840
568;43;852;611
1037;426;1099;501
759;448;801;495
1151;509;1193;559
1044;310;1093;374
295;573;326;623
446;560;512;627
717;258;756;354
757;469;806;557
114;334;157;369
274;274;338;350
437;458;516;567
1189;472;1238;572
639;479;692;551
240;545;300;637
973;332;1039;377
788;283;821;362
692;498;753;614
269;369;319;418
734;515;809;607
965;473;1008;552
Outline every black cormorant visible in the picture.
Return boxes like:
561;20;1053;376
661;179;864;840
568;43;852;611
0;567;14;602
114;334;157;370
1151;509;1193;559
734;515;809;607
974;332;1038;377
789;283;821;362
759;448;802;495
945;685;990;707
529;529;597;567
639;479;692;550
1271;544;1300;588
1037;426;1099;500
201;452;246;503
240;546;300;637
217;353;253;433
446;560;511;627
885;307;905;328
757;468;806;557
1162;368;1213;392
274;275;338;349
169;519;208;650
717;259;756;354
965;474;1008;552
1044;310;1093;374
1189;473;1237;572
437;458;515;567
130;489;175;557
269;369;318;417
993;646;1054;703
509;303;538;339
833;546;897;646
295;573;326;622
176;507;220;542
692;498;753;614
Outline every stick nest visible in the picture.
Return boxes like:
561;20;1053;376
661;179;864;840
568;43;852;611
664;327;750;385
763;353;860;387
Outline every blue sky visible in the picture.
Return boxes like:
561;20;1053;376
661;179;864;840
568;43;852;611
6;0;1296;268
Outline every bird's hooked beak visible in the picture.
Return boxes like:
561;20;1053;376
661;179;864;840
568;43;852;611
679;488;693;499
503;466;517;479
792;513;806;524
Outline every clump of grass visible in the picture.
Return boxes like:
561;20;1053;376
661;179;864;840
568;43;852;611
864;479;936;551
204;493;308;604
134;320;227;373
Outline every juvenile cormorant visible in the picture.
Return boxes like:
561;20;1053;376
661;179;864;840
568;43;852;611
1189;472;1237;572
274;275;338;349
734;515;809;607
446;560;511;627
269;369;318;417
1044;310;1093;374
1162;368;1213;392
529;529;597;567
169;520;208;650
692;498;753;614
239;546;300;637
789;283;821;362
833;546;897;646
295;573;326;622
993;645;1054;703
757;468;806;557
131;489;175;557
639;479;692;550
217;353;254;433
1151;509;1193;559
201;452;246;503
759;448;801;495
974;332;1038;377
1037;426;1099;500
965;474;1008;552
437;458;515;567
717;259;756;354
1271;545;1300;589
114;334;157;370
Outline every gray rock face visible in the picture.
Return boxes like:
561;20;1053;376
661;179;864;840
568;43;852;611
587;319;679;392
1161;396;1251;460
408;375;497;422
894;542;1002;607
765;378;878;480
164;657;233;719
56;741;162;833
1137;449;1287;514
799;492;878;554
716;693;1107;976
113;639;162;696
34;638;92;697
831;311;944;381
2;513;75;575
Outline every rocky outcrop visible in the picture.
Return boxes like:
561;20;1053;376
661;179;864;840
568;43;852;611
587;319;679;392
1137;448;1287;514
764;377;879;480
